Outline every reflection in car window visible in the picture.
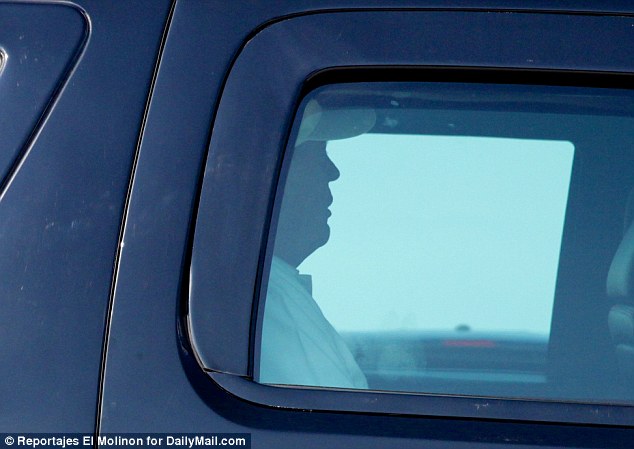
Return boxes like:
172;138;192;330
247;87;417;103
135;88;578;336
257;82;634;404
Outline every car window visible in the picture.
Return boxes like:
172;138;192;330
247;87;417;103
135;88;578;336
256;81;634;404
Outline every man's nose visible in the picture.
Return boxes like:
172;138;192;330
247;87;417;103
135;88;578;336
325;156;340;181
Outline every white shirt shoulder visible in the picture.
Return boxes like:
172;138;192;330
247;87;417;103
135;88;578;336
259;257;368;389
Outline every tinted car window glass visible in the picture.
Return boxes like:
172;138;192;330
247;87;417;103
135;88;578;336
256;81;634;404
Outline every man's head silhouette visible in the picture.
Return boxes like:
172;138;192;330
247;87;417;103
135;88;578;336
274;140;340;268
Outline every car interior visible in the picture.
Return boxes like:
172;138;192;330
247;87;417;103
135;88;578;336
260;80;634;406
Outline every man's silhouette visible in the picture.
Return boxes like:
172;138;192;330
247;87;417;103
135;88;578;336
259;140;368;389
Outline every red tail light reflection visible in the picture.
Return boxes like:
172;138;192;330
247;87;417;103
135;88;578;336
442;340;496;348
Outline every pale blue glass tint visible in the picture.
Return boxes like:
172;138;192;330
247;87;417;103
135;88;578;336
258;82;634;403
301;134;574;335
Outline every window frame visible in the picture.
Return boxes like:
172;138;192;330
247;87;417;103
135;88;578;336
187;9;634;426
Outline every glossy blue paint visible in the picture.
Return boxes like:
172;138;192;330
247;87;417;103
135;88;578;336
0;3;86;187
100;1;634;447
1;0;632;445
0;0;171;432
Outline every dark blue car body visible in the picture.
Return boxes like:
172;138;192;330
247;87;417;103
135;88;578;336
2;1;634;447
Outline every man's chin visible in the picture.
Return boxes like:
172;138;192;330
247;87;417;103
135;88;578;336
314;228;331;250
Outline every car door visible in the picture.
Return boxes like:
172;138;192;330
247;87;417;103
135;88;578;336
100;2;634;448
